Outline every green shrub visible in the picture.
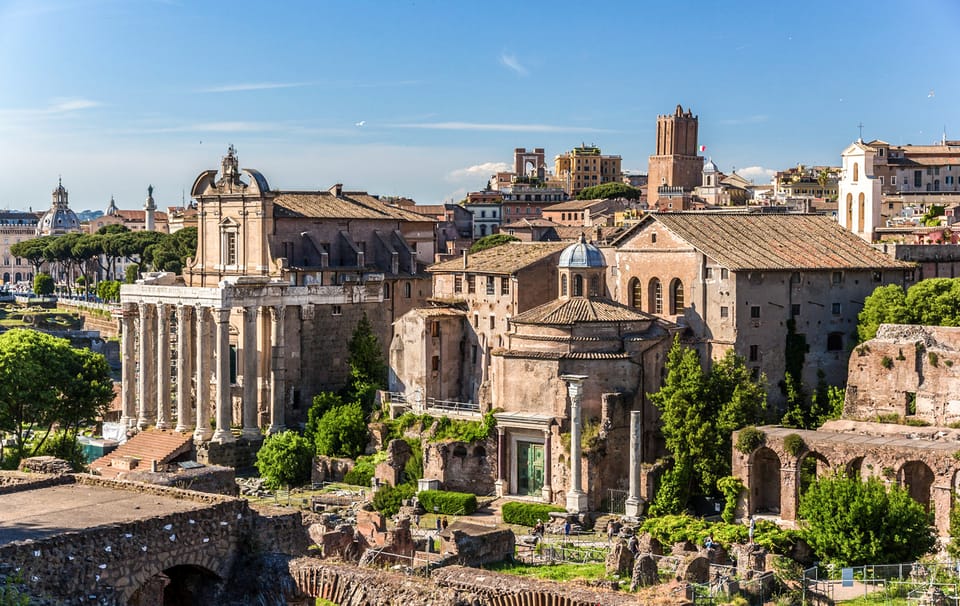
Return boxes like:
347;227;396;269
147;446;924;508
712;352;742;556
34;431;87;471
417;489;477;515
255;431;313;489
929;352;939;367
344;451;386;487
735;426;765;454
881;356;894;369
640;514;798;554
501;501;565;527
877;413;900;424
716;476;744;524
431;412;496;443
782;433;805;457
905;418;931;427
372;483;415;517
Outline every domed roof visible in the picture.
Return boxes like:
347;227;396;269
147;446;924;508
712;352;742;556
558;233;606;268
37;206;81;235
703;158;719;173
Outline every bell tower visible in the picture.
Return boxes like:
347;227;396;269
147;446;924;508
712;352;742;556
647;104;704;208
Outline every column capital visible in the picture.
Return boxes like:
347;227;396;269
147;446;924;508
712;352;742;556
214;306;231;323
270;304;286;322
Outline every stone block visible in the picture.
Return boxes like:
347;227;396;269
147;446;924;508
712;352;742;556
630;555;659;590
605;541;635;577
676;554;711;583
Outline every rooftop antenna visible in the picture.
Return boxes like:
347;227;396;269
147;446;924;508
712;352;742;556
857;122;864;142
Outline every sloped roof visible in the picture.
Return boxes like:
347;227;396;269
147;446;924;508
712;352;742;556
428;241;567;274
511;296;654;325
614;213;913;271
542;198;609;211
273;191;435;221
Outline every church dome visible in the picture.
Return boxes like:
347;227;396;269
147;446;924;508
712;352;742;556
558;233;606;268
36;179;81;236
703;158;719;173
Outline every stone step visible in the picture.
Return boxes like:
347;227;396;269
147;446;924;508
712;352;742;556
89;429;194;477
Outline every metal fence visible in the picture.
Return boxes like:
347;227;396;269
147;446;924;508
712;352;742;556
802;561;960;605
606;489;628;515
383;391;481;417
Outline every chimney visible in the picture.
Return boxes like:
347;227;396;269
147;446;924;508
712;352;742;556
329;183;343;197
462;249;468;269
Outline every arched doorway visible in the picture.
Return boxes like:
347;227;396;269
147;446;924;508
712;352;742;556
752;447;781;514
845;456;864;480
129;564;221;605
799;452;830;502
899;460;934;513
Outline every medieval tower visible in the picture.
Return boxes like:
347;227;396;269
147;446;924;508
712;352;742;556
647;105;704;208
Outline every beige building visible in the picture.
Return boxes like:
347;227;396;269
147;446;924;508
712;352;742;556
554;145;622;196
540;198;631;227
0;211;41;286
606;213;914;408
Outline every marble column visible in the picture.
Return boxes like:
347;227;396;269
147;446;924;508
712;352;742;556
495;425;507;497
174;305;194;433
241;306;260;439
155;303;171;430
268;305;286;433
137;304;156;430
625;410;643;518
193;306;213;443
562;374;589;513
211;307;235;443
120;302;137;428
542;427;552;503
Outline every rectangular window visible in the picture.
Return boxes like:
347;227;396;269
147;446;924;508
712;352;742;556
720;268;729;280
832;271;843;284
915;170;923;188
454;275;462;293
467;275;476;294
904;270;915;282
872;270;882;282
501;277;510;295
489;315;495;330
720;306;729;318
705;267;714;280
749;345;759;362
431;356;440;372
892;176;897;185
225;231;237;266
832;302;842;315
486;276;495;295
751;367;761;381
791;271;801;284
750;305;761;319
431;321;440;337
473;313;479;328
879;176;885;186
332;305;342;316
791;303;801;317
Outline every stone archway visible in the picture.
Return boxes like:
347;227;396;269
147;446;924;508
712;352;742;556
128;564;221;606
799;452;830;497
751;447;781;514
844;456;864;480
899;460;934;513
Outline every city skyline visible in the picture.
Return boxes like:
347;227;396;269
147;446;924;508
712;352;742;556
0;0;957;211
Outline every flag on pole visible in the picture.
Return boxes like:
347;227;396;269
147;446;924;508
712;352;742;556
699;145;707;152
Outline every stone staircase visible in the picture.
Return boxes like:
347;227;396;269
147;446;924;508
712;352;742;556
89;429;194;479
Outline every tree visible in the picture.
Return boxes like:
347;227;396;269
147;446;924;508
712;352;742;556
304;392;344;446
858;279;960;342
0;329;113;465
576;182;641;201
313;402;368;458
649;338;766;515
125;263;140;284
254;430;313;489
344;313;387;412
798;474;934;566
469;234;520;253
33;273;53;296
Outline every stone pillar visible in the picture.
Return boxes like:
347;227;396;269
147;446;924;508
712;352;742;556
120;302;137;428
562;374;589;513
174;305;194;433
241;306;260;439
155;303;172;430
137;304;156;430
269;305;286;433
542;427;552;503
494;425;507;497
193;306;213;443
625;410;643;518
211;307;235;443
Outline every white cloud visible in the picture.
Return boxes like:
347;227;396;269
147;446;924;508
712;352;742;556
389;121;610;134
737;166;777;183
499;52;528;76
49;98;101;112
447;161;510;181
197;82;311;93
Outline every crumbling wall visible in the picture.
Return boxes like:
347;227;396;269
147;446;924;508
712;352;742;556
422;435;497;494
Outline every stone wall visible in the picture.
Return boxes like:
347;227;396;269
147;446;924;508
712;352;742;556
312;455;355;484
422;435;497;495
196;435;263;469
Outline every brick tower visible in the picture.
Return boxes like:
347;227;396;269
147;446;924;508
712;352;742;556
647;105;704;209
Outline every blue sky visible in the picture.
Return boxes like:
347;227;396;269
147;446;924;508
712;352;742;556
0;0;958;212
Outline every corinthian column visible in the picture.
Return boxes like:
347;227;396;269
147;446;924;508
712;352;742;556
174;305;194;433
241;306;260;439
211;307;235;443
625;410;643;518
562;374;589;513
269;305;286;433
120;302;137;428
193;306;213;443
155;303;171;430
137;304;156;430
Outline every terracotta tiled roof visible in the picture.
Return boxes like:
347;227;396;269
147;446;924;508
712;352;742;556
511;296;655;325
542;198;609;211
501;218;559;228
428;241;567;274
554;225;624;241
491;349;633;360
616;213;913;271
274;192;435;221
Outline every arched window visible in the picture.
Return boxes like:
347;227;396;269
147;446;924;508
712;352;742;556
852;162;859;182
670;279;685;314
845;193;853;227
479;224;488;236
649;278;662;314
383;283;391;299
857;193;865;233
629;278;642;308
403;282;412;298
589;275;599;297
573;274;584;296
561;274;568;296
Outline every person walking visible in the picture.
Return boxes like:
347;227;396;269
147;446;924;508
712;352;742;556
748;515;756;543
606;519;615;543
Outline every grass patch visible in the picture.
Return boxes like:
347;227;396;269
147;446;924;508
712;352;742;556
484;561;608;583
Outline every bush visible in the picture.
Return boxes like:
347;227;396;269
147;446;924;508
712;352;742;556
255;431;313;489
313;402;369;458
782;433;805;457
34;431;87;471
735;426;765;454
716;476;744;524
417;489;477;516
640;514;798;554
372;483;415;517
33;273;54;296
881;356;894;369
501;501;565;527
343;452;386;487
431;412;496;443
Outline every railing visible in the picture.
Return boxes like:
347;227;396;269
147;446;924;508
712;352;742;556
383;391;481;418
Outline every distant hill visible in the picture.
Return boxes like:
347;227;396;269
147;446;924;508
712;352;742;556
76;210;104;222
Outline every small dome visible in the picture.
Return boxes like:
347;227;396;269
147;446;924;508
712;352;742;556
37;206;80;235
703;158;719;173
558;233;606;268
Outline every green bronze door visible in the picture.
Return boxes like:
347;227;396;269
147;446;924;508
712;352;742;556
517;441;545;496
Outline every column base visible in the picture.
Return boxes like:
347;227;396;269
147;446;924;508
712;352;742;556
625;497;644;518
137;417;154;431
155;420;170;431
174;423;191;433
193;428;213;443
565;490;588;514
211;429;235;444
495;479;506;498
541;484;552;503
120;416;136;429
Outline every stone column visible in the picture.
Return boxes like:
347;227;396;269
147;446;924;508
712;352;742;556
193;306;213;443
495;425;507;497
137;304;156;430
120;302;137;428
269;305;286;433
211;307;235;443
562;374;589;513
241;306;260;439
174;305;194;433
542;427;552;503
155;303;171;430
625;410;643;518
